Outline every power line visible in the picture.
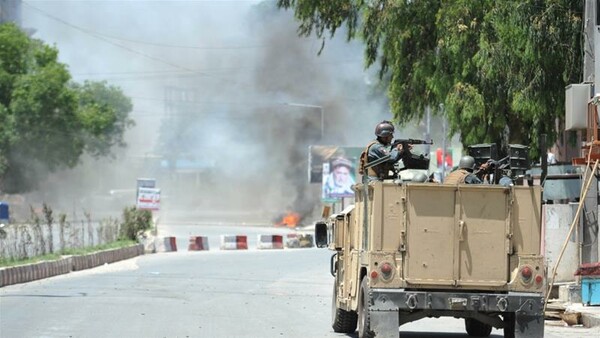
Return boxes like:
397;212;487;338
23;1;201;73
70;59;364;81
68;29;268;51
26;2;268;50
24;2;365;78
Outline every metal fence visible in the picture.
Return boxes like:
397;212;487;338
0;216;121;261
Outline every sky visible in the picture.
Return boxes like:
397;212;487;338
18;0;445;223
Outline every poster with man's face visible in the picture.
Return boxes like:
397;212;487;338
308;146;361;201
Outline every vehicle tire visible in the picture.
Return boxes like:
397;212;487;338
465;318;492;337
357;278;375;338
331;283;357;333
503;313;515;338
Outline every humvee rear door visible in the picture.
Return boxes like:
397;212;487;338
456;186;508;287
403;184;509;288
404;185;457;285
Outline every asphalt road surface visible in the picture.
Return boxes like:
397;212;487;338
1;224;598;337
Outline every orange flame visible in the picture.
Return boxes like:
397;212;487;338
277;211;300;228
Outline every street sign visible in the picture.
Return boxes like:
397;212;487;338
137;188;161;210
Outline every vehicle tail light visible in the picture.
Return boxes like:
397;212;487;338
380;262;393;279
535;275;543;284
520;266;532;282
370;270;378;279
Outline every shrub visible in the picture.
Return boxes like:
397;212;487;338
120;206;152;240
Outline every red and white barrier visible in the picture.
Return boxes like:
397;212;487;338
220;235;248;250
155;236;178;252
188;236;209;251
257;235;284;250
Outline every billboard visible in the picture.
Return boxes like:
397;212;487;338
308;146;363;201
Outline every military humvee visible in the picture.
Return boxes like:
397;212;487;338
315;180;545;338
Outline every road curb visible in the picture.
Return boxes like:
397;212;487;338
0;244;144;287
581;310;600;328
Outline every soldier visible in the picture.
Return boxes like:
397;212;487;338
359;120;410;180
443;155;483;184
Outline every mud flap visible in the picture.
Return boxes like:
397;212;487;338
513;313;544;338
370;310;399;338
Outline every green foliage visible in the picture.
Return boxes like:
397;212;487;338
0;239;136;267
120;206;153;241
278;0;583;157
0;23;134;193
72;81;134;158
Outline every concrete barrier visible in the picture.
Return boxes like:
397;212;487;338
220;235;248;250
155;236;178;252
0;244;143;287
72;245;144;271
257;235;284;249
188;236;209;251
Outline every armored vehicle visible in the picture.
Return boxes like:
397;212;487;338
315;179;545;337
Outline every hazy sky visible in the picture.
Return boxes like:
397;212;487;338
19;0;444;222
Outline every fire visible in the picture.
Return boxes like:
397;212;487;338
276;211;301;228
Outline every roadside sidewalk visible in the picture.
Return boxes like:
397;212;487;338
566;303;600;328
0;244;144;287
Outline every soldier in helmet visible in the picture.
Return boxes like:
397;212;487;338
359;120;411;180
443;155;484;184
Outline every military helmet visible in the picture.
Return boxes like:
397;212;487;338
375;120;395;137
458;155;476;171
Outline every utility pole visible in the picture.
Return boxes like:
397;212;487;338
439;104;447;182
424;106;431;156
584;0;595;83
584;0;599;263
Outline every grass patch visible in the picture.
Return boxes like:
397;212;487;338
0;239;138;268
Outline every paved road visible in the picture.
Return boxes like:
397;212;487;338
1;225;598;337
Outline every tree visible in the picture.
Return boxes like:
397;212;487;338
0;23;133;193
72;81;134;158
278;1;583;156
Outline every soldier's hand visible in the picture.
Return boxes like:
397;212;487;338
396;143;413;153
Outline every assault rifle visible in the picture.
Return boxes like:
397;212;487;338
391;138;434;170
474;155;511;185
391;138;434;150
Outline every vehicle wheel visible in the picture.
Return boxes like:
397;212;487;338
465;318;492;337
503;313;515;338
331;283;357;333
358;278;375;338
